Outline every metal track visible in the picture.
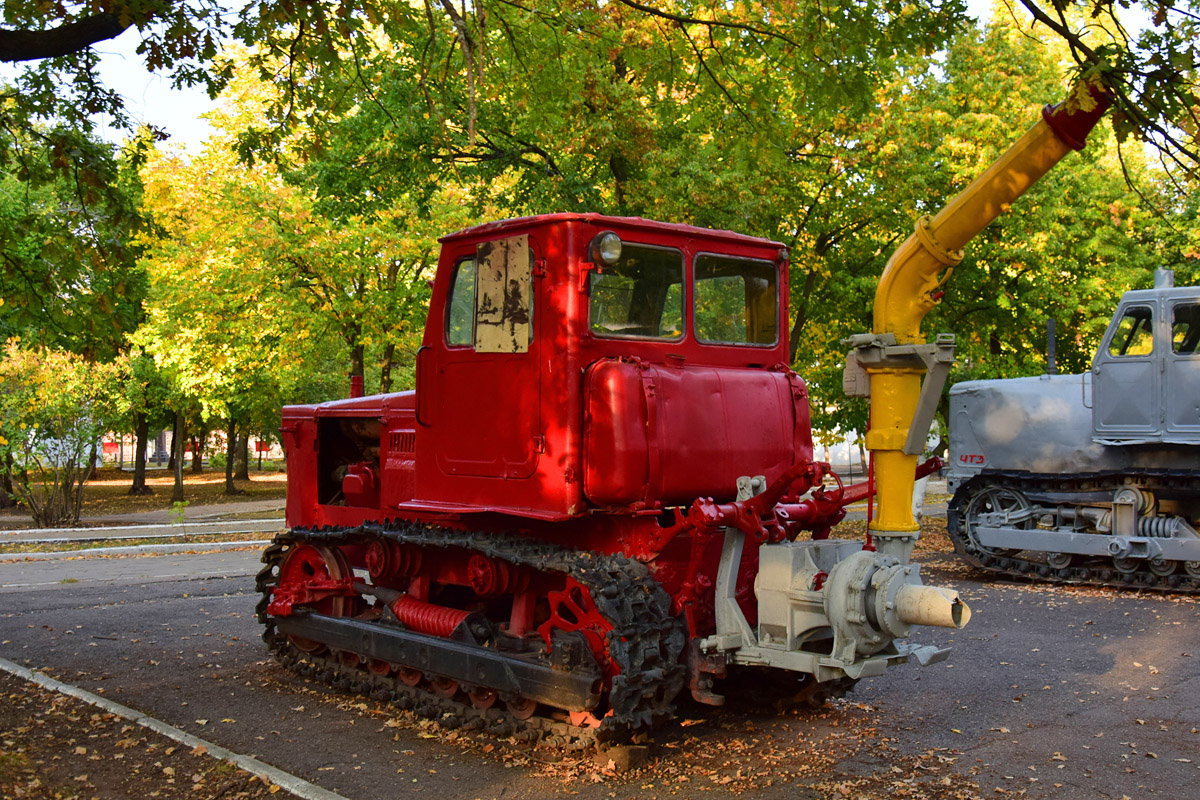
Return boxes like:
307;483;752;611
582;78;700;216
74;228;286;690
254;523;686;748
947;470;1200;593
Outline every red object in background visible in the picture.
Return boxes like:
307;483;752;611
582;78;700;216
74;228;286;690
102;441;119;454
255;440;271;453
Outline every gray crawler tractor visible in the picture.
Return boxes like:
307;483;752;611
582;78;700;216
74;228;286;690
946;269;1200;590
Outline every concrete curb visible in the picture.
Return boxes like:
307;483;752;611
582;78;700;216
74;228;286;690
0;656;350;800
1;519;285;541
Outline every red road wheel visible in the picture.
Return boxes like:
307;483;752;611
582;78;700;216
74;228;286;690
276;544;354;654
430;677;459;698
466;687;497;710
368;658;392;676
397;668;423;686
505;696;537;720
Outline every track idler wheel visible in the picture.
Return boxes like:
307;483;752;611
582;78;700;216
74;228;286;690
1113;556;1140;575
275;544;355;654
1046;552;1077;570
397;668;423;687
961;486;1028;557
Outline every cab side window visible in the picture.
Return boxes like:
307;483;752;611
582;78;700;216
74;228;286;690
1108;306;1154;357
446;258;477;346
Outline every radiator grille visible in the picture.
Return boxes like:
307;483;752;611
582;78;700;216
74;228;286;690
390;431;416;454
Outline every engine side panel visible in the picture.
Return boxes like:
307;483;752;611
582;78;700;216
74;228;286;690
582;359;811;508
947;373;1200;492
947;374;1121;491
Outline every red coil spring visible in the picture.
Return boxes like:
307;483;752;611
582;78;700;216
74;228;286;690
390;595;469;637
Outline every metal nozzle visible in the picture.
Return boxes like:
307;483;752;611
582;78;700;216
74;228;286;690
895;584;971;629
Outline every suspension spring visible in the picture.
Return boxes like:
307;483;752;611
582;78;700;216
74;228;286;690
1139;516;1186;538
391;595;470;637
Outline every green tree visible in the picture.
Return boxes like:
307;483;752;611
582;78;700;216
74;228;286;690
114;349;173;495
243;2;965;217
0;128;150;358
133;80;369;491
790;9;1195;446
139;57;474;399
4;2;1195;173
1011;0;1199;172
0;342;121;526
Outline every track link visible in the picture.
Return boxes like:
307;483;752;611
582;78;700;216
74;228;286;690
254;523;686;749
948;471;1200;594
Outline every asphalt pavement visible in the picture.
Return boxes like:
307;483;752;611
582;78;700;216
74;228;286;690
1;499;1197;799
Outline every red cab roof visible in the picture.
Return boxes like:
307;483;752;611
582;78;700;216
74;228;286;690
439;213;786;251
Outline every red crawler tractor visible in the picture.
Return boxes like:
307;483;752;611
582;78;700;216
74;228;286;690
258;91;1109;745
259;214;956;744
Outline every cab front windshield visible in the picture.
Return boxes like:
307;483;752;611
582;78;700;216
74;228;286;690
588;244;683;339
588;244;778;345
694;254;778;345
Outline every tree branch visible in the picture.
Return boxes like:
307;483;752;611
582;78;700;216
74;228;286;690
0;13;131;63
610;0;800;48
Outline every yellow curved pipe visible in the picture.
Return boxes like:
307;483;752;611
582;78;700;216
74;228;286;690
867;93;1109;538
873;119;1073;341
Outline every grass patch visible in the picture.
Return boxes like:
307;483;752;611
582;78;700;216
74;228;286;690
0;467;286;528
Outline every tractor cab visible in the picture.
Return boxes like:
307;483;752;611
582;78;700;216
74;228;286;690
408;214;809;520
280;214;813;530
1091;269;1200;444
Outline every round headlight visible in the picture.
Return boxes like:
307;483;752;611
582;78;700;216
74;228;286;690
589;231;622;267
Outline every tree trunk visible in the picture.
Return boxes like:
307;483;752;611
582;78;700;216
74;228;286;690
71;444;96;522
350;341;365;383
171;410;185;503
235;431;249;481
129;412;153;495
191;423;208;473
84;441;98;482
224;417;241;495
1;452;17;509
380;342;396;393
788;268;818;364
